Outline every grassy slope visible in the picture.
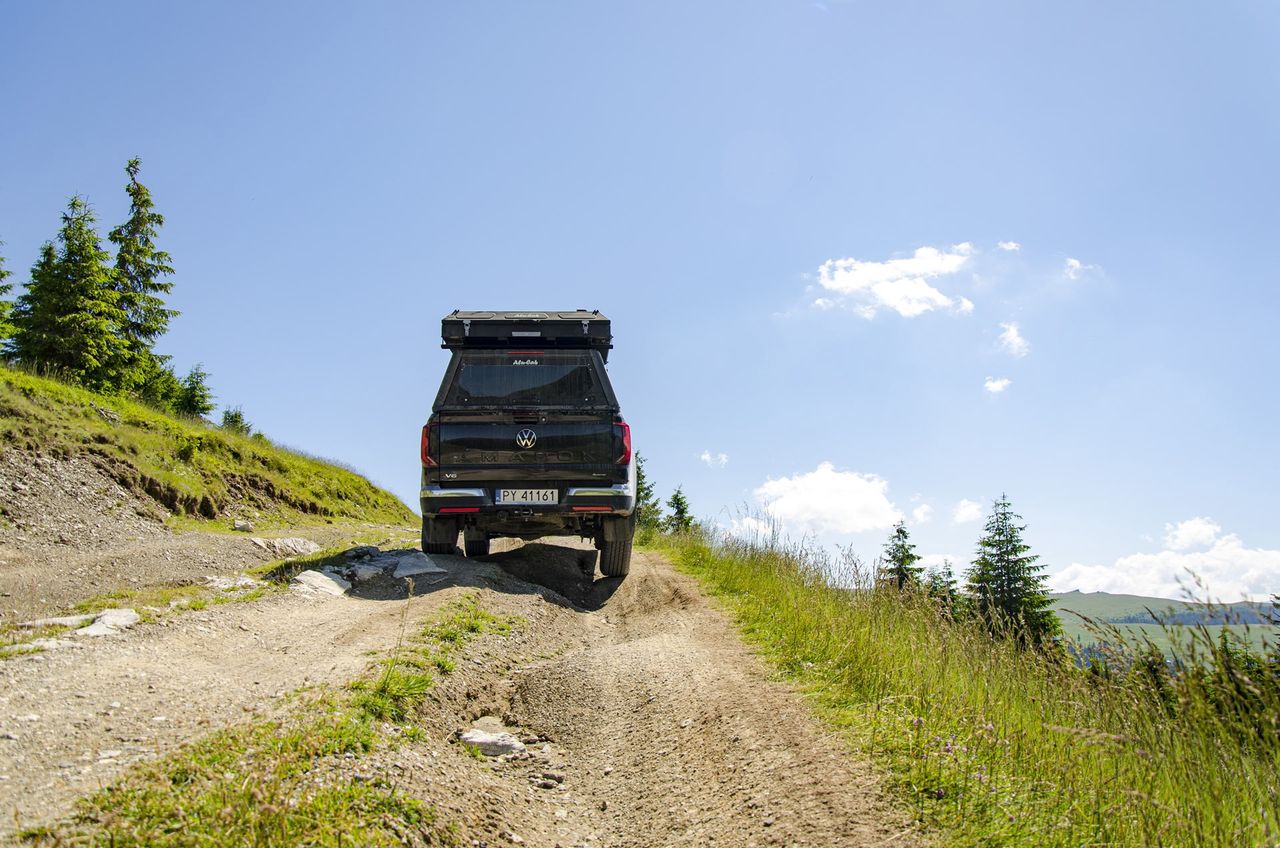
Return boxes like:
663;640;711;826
0;365;415;528
654;533;1280;848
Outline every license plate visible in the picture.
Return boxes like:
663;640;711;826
496;488;558;505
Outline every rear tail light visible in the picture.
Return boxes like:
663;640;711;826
615;421;631;465
421;424;437;467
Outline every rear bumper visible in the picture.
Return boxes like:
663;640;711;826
420;482;634;518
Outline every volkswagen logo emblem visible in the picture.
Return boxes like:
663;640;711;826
514;429;537;449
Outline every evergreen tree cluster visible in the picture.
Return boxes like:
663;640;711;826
632;453;696;537
879;494;1059;645
0;160;217;419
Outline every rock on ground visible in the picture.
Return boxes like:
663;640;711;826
291;569;351;596
76;608;141;637
250;537;321;558
392;552;446;579
18;614;96;630
459;728;527;756
348;564;384;583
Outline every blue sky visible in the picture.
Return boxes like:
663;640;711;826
3;1;1278;600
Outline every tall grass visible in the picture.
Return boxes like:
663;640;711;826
656;530;1280;847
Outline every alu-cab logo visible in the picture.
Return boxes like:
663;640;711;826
514;429;537;449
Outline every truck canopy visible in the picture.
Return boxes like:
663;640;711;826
441;310;613;362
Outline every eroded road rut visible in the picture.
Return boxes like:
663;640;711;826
1;541;916;846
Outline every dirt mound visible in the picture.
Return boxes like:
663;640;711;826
0;450;166;552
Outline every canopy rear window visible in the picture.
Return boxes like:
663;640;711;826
442;351;610;408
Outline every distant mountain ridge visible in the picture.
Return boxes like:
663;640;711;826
1051;590;1276;627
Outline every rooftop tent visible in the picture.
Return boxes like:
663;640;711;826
441;310;613;362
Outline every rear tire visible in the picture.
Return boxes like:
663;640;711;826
421;516;458;555
599;517;634;578
464;537;490;558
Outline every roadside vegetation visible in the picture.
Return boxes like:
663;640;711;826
0;161;414;528
0;364;414;525
21;594;516;847
649;505;1280;847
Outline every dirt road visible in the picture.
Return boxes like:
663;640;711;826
0;540;917;846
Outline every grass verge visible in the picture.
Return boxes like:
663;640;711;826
651;532;1280;848
21;593;516;847
0;364;415;526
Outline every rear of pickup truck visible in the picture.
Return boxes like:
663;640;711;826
420;341;636;576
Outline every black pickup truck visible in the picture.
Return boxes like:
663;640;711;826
419;310;636;576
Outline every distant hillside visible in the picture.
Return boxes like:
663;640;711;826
1051;590;1274;625
0;365;414;528
1051;590;1277;653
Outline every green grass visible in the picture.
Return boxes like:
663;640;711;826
651;532;1280;848
0;364;415;526
0;621;70;659
23;594;516;847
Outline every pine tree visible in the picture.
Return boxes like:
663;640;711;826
925;559;961;617
221;405;252;435
634;453;663;531
133;358;184;411
173;364;215;417
965;495;1059;645
0;244;13;343
7;198;131;389
663;486;694;533
108;158;177;383
879;521;923;589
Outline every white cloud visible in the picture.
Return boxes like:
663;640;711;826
1051;522;1280;602
754;462;902;536
998;322;1029;357
919;553;959;572
952;498;984;524
911;504;934;524
997;241;1021;252
984;376;1012;394
700;450;729;468
815;243;975;318
1164;517;1221;551
1063;257;1099;280
723;515;778;542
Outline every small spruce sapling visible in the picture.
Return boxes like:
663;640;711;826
663;486;694;534
174;364;215;417
879;521;924;590
221;405;252;436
